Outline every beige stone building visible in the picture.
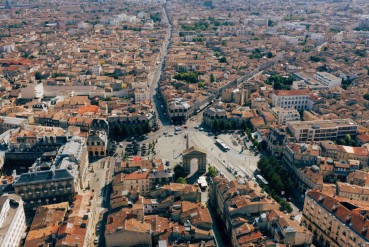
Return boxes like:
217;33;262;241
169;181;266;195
303;190;369;247
287;119;358;142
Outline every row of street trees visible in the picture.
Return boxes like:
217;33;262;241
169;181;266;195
110;122;151;141
257;157;293;213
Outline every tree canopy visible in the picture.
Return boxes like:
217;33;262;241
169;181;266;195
174;71;200;83
265;74;293;90
176;177;187;184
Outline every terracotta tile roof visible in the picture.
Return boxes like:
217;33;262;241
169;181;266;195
124;171;149;180
308;190;369;240
78;105;99;115
25;202;69;247
274;90;308;97
237;230;263;245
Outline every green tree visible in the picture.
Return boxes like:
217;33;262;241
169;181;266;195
267;52;273;58
231;120;237;130
345;134;352;144
208;166;217;177
219;120;225;130
212;120;220;132
364;94;369;101
174;72;200;83
219;57;227;63
35;72;42;80
337;138;346;145
210;73;215;83
174;164;186;180
176;177;187;184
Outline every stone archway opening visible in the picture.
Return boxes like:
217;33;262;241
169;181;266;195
182;146;207;176
189;158;199;177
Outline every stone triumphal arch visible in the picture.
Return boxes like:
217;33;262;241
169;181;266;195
182;146;207;175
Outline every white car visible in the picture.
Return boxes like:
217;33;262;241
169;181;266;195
175;127;182;131
194;125;200;129
199;127;204;131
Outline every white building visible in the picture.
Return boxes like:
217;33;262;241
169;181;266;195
91;65;102;76
287;119;358;142
134;88;150;103
271;107;300;125
272;90;312;111
314;72;341;88
0;43;15;53
0;194;26;247
292;80;307;90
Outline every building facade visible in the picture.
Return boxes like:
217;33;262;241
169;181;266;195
314;72;341;88
287;119;358;142
303;190;369;247
13;169;75;212
272;90;311;111
0;194;26;247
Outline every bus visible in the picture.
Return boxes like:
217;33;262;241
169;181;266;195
215;139;230;152
256;175;269;186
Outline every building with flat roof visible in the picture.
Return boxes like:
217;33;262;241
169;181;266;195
271;107;300;125
0;194;26;247
314;72;342;88
272;90;312;111
0;117;27;134
287;119;358;142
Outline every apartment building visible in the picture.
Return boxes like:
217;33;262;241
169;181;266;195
282;143;323;192
314;72;341;88
134;88;150;104
0;194;26;247
105;207;151;247
55;192;97;247
336;182;369;202
56;136;89;190
303;190;369;247
265;128;287;157
283;143;321;169
202;107;227;127
209;177;279;241
113;170;150;194
267;210;313;246
287;119;358;142
167;99;192;123
336;145;369;165
271;107;300;125
13;169;75;212
272;90;312;111
0;117;27;134
87;131;108;158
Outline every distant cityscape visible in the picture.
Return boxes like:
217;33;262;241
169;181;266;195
0;0;369;246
